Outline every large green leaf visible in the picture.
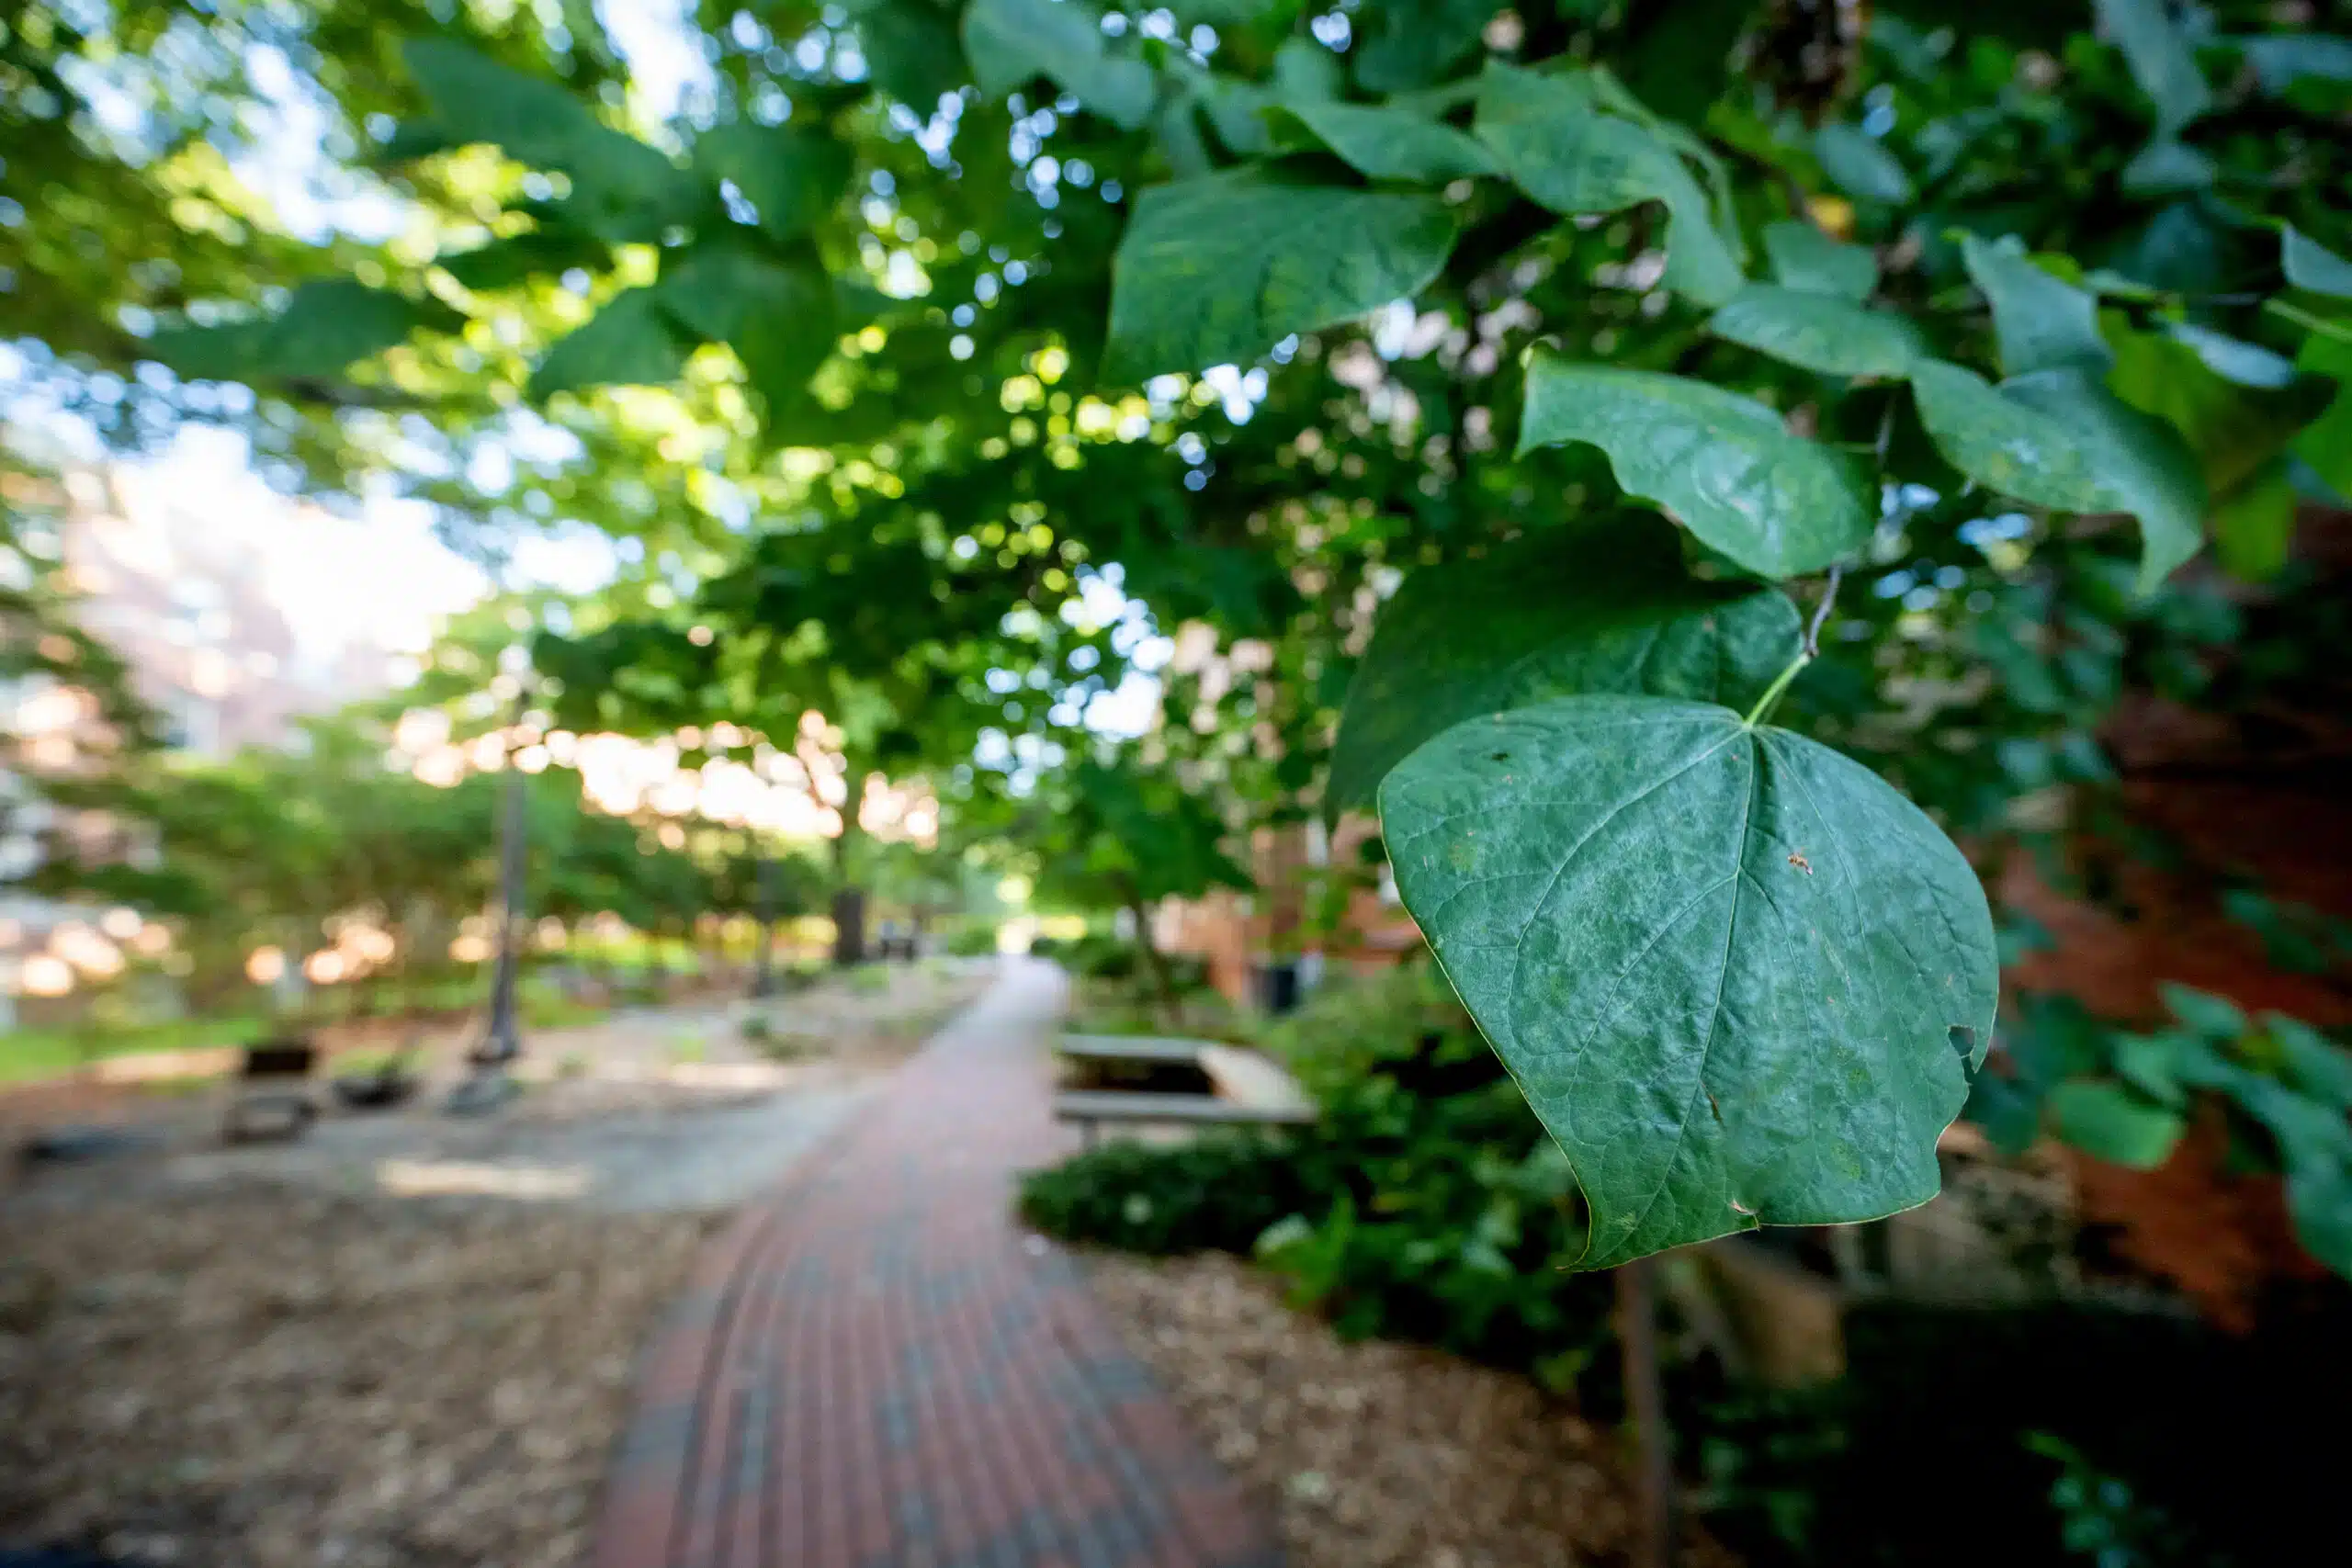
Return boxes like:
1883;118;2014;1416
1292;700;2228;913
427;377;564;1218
528;290;693;399
1812;123;1916;205
2210;457;2296;581
694;123;851;243
1761;220;1877;300
1271;99;1498;183
1962;234;2112;378
1103;172;1457;378
1381;695;1999;1269
2094;0;2211;132
1519;355;1874;579
1474;64;1742;308
1911;359;2207;592
961;0;1156;130
1329;525;1801;816
147;280;459;382
401;38;693;242
1707;284;1924;378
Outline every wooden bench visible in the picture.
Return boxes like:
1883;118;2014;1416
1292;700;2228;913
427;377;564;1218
222;1040;318;1144
1052;1034;1316;1150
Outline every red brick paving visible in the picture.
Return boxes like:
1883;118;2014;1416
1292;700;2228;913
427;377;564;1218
591;962;1283;1568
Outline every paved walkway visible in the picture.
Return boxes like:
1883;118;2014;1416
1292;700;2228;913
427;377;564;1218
592;962;1283;1568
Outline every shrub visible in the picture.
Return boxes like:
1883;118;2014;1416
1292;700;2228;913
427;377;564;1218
1021;963;1615;1384
943;924;1001;956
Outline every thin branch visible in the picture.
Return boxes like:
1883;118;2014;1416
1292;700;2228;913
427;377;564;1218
1804;563;1845;659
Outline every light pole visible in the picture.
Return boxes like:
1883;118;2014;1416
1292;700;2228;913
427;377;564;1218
450;687;528;1113
749;850;778;998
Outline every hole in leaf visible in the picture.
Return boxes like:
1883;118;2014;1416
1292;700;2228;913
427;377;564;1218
1489;751;1510;762
1729;1198;1756;1215
1949;1024;1978;1084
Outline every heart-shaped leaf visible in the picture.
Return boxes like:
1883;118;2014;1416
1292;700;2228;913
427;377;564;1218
1381;694;1999;1269
1519;355;1875;579
1708;283;1925;378
1761;220;1877;300
1912;358;2208;592
1104;172;1458;378
1329;524;1801;816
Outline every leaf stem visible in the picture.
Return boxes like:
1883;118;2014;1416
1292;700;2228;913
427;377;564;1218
1743;650;1813;729
2263;297;2352;345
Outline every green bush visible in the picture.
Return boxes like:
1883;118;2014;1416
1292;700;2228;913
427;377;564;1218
1020;964;1615;1384
943;924;1001;956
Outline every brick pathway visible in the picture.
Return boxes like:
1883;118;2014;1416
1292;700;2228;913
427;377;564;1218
592;962;1283;1568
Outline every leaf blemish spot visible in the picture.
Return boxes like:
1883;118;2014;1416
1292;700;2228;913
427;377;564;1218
1730;1198;1756;1215
1787;851;1812;874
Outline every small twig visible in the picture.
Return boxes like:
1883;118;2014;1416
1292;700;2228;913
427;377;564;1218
1804;562;1845;658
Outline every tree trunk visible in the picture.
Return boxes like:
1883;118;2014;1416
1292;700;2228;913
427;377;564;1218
1617;1257;1675;1568
831;784;868;965
751;853;780;997
1126;897;1176;1008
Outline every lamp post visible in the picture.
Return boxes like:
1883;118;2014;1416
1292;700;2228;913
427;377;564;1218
450;686;528;1113
749;850;778;998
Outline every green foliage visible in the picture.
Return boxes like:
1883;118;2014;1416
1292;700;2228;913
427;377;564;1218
1022;966;1617;1380
1973;987;2352;1280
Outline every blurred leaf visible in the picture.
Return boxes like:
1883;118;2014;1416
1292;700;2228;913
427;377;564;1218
1707;283;1924;377
2211;458;2296;581
1813;123;1916;205
1963;234;2112;378
2047;1080;2186;1169
1519;355;1874;579
1328;523;1800;814
147;280;460;382
962;0;1157;130
1475;63;1742;307
2108;329;2335;497
1912;360;2206;593
1350;0;1499;93
1271;100;1498;182
1103;173;1457;378
402;37;694;241
2282;225;2352;297
855;0;970;111
2094;0;2211;131
2293;333;2352;494
528;289;693;399
1761;220;1877;299
437;230;610;291
654;239;840;409
2234;33;2352;93
694;122;852;243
